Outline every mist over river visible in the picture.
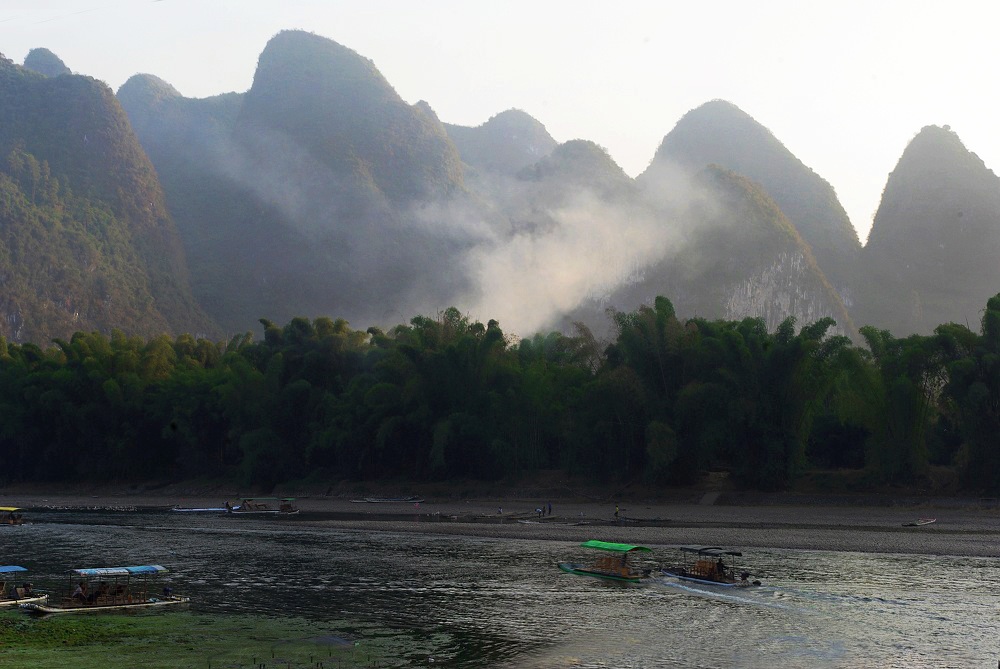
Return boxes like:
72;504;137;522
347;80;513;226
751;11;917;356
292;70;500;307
4;509;998;668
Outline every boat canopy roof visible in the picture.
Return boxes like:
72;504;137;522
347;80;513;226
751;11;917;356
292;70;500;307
0;507;21;512
73;565;167;577
580;540;652;553
0;565;27;573
679;545;742;557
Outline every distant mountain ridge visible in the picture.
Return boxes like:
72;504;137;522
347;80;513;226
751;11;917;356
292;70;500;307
238;30;465;205
23;48;70;78
3;33;996;344
445;109;557;176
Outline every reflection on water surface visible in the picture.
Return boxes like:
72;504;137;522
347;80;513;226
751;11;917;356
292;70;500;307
4;510;997;668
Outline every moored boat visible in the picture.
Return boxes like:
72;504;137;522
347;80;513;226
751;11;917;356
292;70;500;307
902;517;936;527
661;545;761;587
171;506;228;513
0;566;46;607
20;565;188;615
224;498;299;514
558;540;654;583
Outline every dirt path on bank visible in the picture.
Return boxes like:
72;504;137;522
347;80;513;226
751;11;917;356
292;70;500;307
5;489;1000;557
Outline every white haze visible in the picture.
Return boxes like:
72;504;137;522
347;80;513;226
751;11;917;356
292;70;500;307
429;164;726;335
211;119;730;335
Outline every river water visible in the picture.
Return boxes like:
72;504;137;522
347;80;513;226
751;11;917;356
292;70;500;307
3;510;998;668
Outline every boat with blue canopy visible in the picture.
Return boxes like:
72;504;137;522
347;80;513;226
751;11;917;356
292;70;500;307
660;545;762;587
558;540;654;583
21;564;189;614
0;566;46;607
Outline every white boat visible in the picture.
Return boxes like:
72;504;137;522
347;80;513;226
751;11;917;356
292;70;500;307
21;565;188;615
902;517;936;527
0;566;46;607
170;506;228;513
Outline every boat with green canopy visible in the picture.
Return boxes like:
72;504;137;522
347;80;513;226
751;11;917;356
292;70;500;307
0;566;46;607
21;565;189;615
558;540;654;583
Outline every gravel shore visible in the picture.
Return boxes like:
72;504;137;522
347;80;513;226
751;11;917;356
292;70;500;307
7;490;1000;558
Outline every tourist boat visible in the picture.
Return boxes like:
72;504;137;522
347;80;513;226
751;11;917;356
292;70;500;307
0;566;46;607
20;565;189;615
351;496;424;503
660;545;761;587
0;507;24;525
558;540;654;583
224;498;299;514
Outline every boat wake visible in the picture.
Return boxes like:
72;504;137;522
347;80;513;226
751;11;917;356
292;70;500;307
652;577;812;613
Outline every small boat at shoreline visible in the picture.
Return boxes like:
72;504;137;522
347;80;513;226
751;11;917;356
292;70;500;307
902;517;936;527
0;566;47;607
224;498;299;514
171;506;228;513
558;540;654;583
351;496;424;504
21;565;188;615
661;545;761;587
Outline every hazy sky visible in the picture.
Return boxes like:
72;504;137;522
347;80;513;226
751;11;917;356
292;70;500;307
2;0;997;244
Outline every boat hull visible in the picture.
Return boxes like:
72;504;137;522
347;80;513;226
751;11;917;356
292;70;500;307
661;569;757;587
21;595;190;615
558;562;645;583
0;594;46;607
171;507;227;513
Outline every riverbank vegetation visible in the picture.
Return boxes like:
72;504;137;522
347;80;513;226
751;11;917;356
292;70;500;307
0;610;394;668
0;294;998;493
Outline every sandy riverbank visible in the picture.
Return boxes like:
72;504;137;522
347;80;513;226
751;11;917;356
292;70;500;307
6;489;1000;558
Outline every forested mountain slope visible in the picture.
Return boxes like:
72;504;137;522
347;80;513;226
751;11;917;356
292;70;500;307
647;100;862;305
120;30;488;334
621;164;853;335
0;54;216;342
858;125;1000;334
445;108;557;176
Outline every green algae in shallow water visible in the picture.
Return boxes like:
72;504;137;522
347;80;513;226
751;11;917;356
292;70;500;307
0;610;403;668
